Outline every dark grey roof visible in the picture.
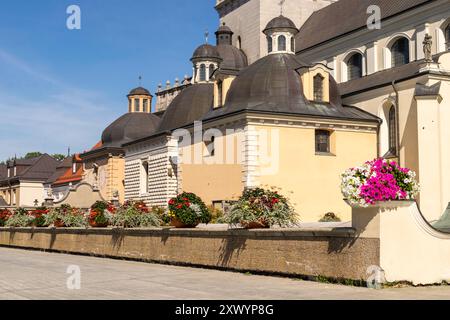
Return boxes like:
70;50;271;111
415;82;441;96
217;44;248;71
45;157;73;185
158;84;214;132
338;60;424;97
263;15;298;34
102;112;161;148
203;53;379;123
128;87;151;96
216;23;233;35
191;44;221;61
296;0;435;52
0;164;6;180
0;154;59;184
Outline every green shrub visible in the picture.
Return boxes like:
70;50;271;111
111;201;160;228
208;205;224;224
5;208;34;227
166;192;211;226
319;212;341;222
220;188;299;228
44;205;87;228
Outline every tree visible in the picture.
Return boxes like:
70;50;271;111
24;152;43;159
52;154;66;161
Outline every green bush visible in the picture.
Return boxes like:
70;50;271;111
5;208;34;227
319;212;341;223
111;201;160;228
220;188;299;228
166;192;211;226
44;205;87;228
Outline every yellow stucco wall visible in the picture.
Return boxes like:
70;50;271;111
83;156;125;203
256;125;378;222
179;130;244;205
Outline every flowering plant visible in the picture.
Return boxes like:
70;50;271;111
30;207;50;227
341;158;420;207
0;209;11;227
220;188;298;228
166;192;211;227
88;201;115;227
44;205;87;228
111;200;160;228
5;208;34;227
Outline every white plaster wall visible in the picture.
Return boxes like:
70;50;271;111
352;201;450;285
18;182;45;207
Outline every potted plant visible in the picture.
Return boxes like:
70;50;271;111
166;192;211;228
111;201;161;228
5;208;34;228
220;188;298;229
44;205;86;228
88;201;115;228
0;209;11;227
341;158;420;207
30;207;49;227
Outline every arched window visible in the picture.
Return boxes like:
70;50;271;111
267;36;273;53
446;25;450;50
391;37;410;67
209;64;215;81
347;53;363;81
388;106;397;155
291;37;295;52
315;130;331;154
313;74;324;102
134;98;140;112
143;99;148;113
217;80;223;107
278;35;286;51
199;64;206;82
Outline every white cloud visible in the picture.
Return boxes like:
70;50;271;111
0;48;120;160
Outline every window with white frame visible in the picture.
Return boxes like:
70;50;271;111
278;35;286;51
199;64;206;82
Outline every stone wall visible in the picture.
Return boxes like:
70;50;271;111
0;227;379;281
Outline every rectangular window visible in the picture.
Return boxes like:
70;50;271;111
313;74;324;102
315;130;331;154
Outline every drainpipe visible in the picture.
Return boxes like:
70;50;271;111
391;80;401;165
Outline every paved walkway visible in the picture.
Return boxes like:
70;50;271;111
0;247;449;300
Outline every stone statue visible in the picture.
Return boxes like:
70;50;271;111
423;34;433;63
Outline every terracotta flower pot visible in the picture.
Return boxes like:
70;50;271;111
89;220;109;228
241;219;270;230
170;218;199;229
54;220;65;228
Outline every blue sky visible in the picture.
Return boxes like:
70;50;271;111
0;0;218;160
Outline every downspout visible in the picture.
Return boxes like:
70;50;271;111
391;80;401;165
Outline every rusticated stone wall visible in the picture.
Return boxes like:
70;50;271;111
0;227;379;281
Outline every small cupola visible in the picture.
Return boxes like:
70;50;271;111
191;35;222;84
215;23;233;46
127;86;153;113
263;15;299;55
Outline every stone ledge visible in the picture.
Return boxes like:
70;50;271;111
0;227;378;281
0;226;357;238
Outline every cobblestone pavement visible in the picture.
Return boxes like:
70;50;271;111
0;247;449;300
